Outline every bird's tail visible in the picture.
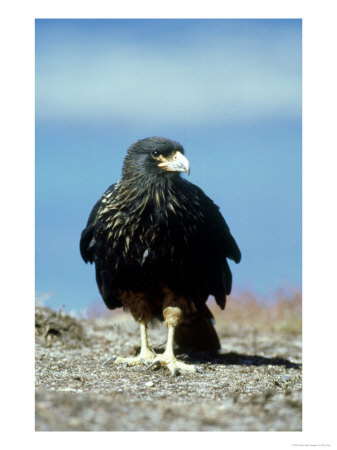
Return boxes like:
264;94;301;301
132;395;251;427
175;304;221;355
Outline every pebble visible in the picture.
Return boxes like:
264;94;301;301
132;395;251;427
156;391;166;398
69;417;81;427
145;381;154;387
283;375;291;381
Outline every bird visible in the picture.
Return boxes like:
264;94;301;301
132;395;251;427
80;137;241;375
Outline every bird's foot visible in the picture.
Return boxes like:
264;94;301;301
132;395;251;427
147;353;200;376
104;349;156;367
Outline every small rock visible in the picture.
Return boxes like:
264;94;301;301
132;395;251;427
145;381;154;387
69;417;81;427
283;375;291;381
156;391;166;398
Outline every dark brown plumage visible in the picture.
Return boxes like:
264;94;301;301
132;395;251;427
80;137;241;374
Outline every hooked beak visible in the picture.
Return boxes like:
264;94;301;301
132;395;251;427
157;151;190;174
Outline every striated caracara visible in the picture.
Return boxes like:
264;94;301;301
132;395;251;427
80;137;241;375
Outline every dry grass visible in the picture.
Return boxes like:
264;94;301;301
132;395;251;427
211;287;302;335
86;287;302;336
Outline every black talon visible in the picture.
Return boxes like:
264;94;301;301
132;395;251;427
147;360;161;370
103;356;117;366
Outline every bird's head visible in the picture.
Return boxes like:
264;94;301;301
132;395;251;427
122;137;190;179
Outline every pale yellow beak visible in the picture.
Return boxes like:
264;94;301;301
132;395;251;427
157;151;190;174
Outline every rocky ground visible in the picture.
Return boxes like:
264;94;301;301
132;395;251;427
35;306;302;431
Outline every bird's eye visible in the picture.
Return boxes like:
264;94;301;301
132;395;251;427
151;150;160;159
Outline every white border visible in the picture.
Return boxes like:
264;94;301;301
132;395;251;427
1;1;337;449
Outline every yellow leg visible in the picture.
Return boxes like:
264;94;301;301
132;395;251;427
139;321;156;359
148;307;198;376
109;322;156;367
